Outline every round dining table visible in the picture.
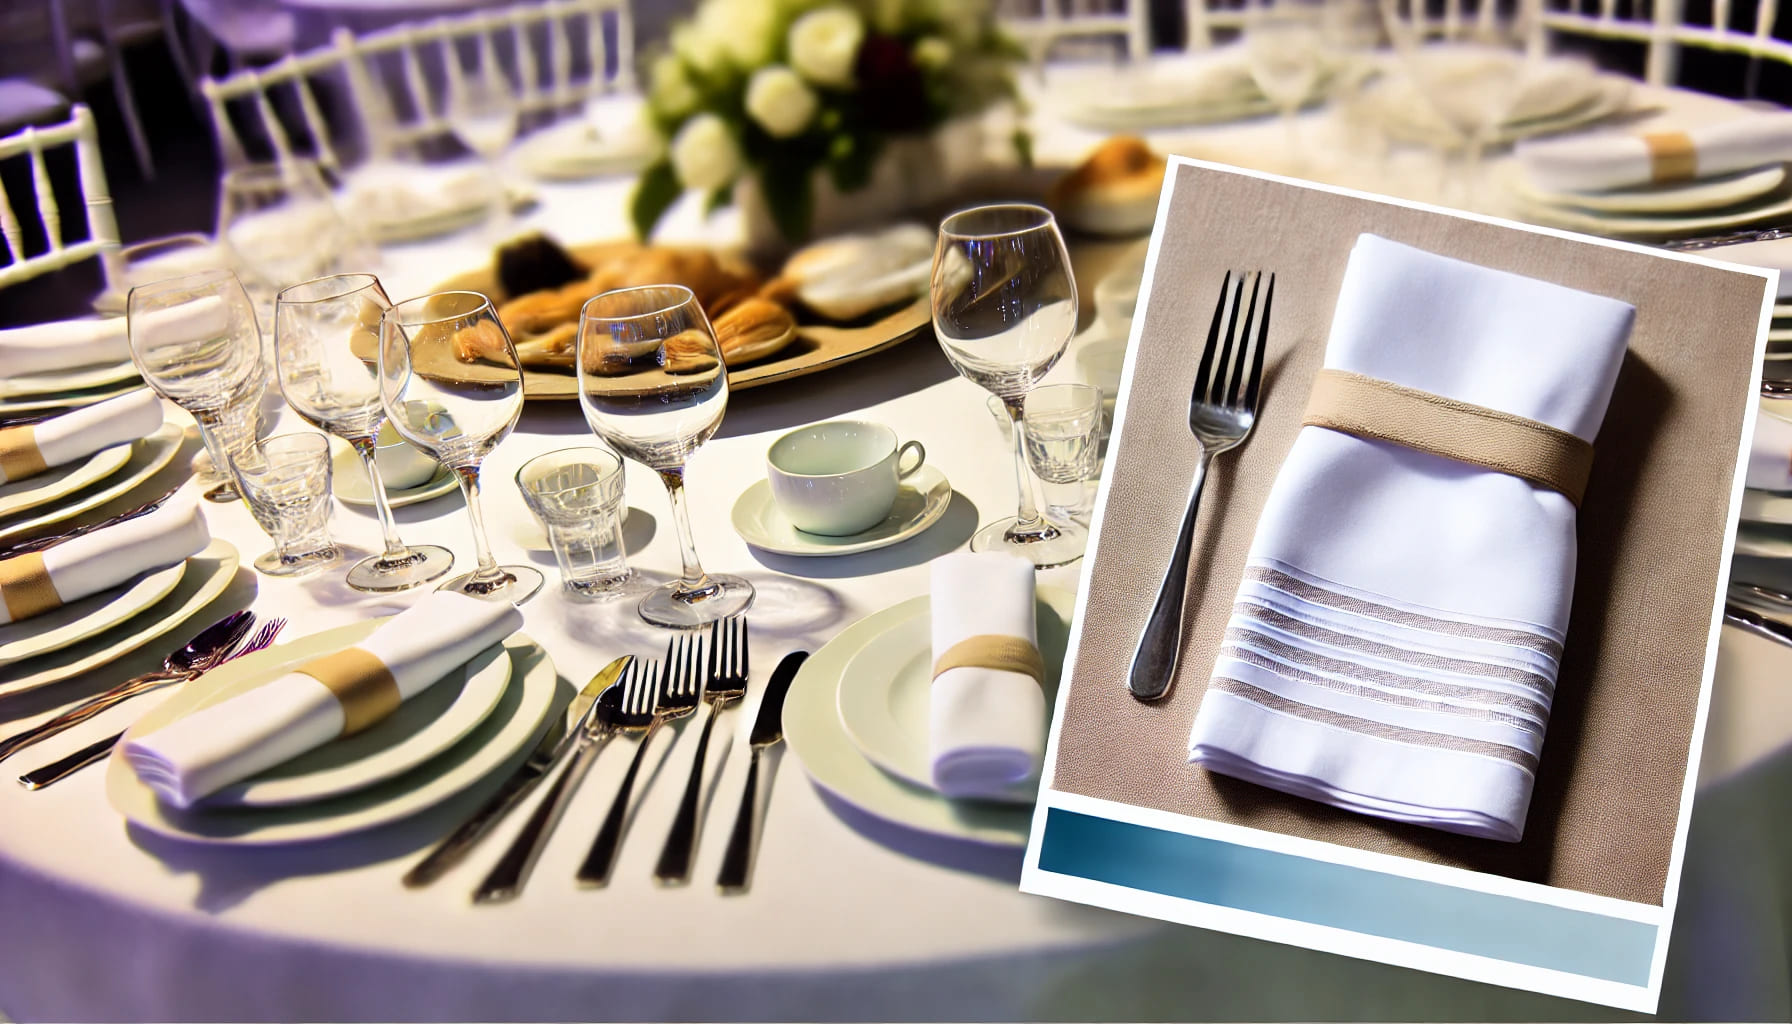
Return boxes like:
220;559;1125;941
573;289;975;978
1;66;1790;1022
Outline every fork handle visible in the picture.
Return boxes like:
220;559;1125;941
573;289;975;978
0;671;186;763
1128;452;1212;702
18;730;121;789
716;747;762;892
472;738;603;904
576;720;662;887
653;701;720;885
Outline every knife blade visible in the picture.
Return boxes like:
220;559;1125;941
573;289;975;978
717;650;808;893
402;656;630;888
0;484;180;560
1725;601;1792;649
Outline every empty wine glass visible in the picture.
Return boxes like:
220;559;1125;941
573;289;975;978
1245;0;1329;170
377;290;543;604
932;203;1086;568
275;274;454;592
451;64;518;237
217;161;372;344
576;285;753;627
127;268;265;502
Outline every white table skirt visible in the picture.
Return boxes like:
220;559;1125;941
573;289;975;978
1;76;1789;1021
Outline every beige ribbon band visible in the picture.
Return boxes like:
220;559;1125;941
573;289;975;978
1644;132;1697;185
295;648;402;736
932;634;1046;687
1302;368;1595;506
0;553;62;622
0;425;47;481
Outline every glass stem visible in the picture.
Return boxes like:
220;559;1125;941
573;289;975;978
659;466;709;590
1005;398;1046;533
455;465;504;582
193;414;234;480
352;438;412;561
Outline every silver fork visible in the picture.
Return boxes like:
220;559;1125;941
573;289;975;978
18;617;289;789
1127;270;1273;703
653;616;748;885
576;633;703;887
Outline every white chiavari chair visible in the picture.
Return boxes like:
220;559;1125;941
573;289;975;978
999;0;1153;62
1538;0;1792;90
198;43;355;174
0;104;119;291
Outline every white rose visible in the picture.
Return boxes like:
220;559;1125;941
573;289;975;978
671;20;725;71
913;35;951;70
670;113;742;192
650;56;698;118
788;6;864;88
745;65;819;138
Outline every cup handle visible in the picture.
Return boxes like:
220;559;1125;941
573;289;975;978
896;440;926;479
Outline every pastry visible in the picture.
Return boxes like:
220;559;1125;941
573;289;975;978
1049;136;1167;237
710;297;798;365
776;223;934;321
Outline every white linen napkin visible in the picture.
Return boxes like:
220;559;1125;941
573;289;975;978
123;592;523;809
1188;234;1635;842
0;390;163;484
0;317;129;375
0;493;209;625
928;551;1047;799
1516;113;1792;193
1748;406;1792;491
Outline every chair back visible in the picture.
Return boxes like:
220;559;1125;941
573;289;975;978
1538;0;1792;89
999;0;1152;62
0;104;119;291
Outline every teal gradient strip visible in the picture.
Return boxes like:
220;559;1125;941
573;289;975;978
1037;808;1655;986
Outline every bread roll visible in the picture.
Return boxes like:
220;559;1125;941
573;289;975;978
1050;136;1167;237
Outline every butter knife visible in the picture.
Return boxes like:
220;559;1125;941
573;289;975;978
717;650;807;894
403;656;630;888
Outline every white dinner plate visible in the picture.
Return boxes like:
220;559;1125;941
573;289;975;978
1513;189;1792;240
1742;489;1792;525
330;447;460;508
1504;164;1788;216
0;560;186;667
0;442;135;520
516;121;655;181
0;539;240;696
107;627;559;846
0;423;182;545
204;638;513;808
730;465;952;558
0;360;140;400
0;380;146;416
833;588;1075;805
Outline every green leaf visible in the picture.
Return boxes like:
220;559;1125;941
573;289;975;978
760;167;813;244
1011;128;1034;169
703;181;736;216
629;160;682;241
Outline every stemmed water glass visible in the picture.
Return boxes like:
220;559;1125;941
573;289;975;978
576;285;754;627
931;203;1086;568
451;65;518;237
377;291;543;604
1245;0;1329;171
217;161;372;346
127;268;266;503
275;274;455;593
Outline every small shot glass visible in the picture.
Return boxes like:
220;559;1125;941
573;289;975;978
516;446;633;600
234;432;340;577
1022;383;1103;523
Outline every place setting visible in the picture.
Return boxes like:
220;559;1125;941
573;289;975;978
0;315;148;416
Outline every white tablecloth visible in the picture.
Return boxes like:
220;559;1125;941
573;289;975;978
0;75;1789;1022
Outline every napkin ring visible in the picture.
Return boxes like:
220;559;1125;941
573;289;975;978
0;553;62;621
0;426;47;481
932;635;1046;687
1643;132;1697;185
1302;368;1594;506
295;648;402;735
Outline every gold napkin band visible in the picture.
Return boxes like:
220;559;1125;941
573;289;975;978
932;634;1046;687
0;425;46;481
1302;368;1595;506
295;648;402;736
1644;132;1697;185
0;553;61;621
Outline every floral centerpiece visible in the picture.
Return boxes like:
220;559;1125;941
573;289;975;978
631;0;1028;244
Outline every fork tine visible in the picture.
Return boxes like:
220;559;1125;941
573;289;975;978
1192;271;1233;407
737;617;748;682
1243;273;1273;413
707;620;720;682
1207;273;1248;406
1226;272;1263;407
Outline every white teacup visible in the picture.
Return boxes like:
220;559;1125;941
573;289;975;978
352;423;438;491
767;420;926;536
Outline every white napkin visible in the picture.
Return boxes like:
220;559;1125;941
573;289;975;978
0;317;129;375
0;493;209;625
0;390;163;484
1516;113;1792;193
1188;234;1634;842
123;592;522;809
928;551;1046;799
1748;406;1792;491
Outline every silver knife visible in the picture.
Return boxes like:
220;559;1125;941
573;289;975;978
716;650;808;894
402;656;629;888
1724;601;1792;649
0;484;180;560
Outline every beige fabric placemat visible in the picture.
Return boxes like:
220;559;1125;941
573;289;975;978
1050;161;1769;907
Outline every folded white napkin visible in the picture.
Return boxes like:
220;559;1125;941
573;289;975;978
1516;113;1792;193
0;317;129;375
1188;234;1634;842
0;390;163;484
123;591;522;809
1748;407;1792;491
929;551;1046;799
0;492;209;625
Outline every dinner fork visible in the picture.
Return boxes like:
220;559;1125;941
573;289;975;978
653;616;748;885
18;618;288;789
1127;270;1273;702
576;633;703;887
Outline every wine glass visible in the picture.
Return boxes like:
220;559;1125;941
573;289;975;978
217;161;372;344
127;268;266;503
275;274;455;592
576;285;754;627
1245;0;1329;171
451;65;518;238
931;203;1086;568
377;290;543;604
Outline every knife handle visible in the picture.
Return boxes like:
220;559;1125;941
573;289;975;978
653;703;719;885
0;672;184;763
575;720;662;888
405;759;550;888
472;740;600;904
716;747;762;893
18;730;121;789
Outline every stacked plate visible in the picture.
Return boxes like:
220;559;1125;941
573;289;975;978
779;587;1076;848
106;618;560;845
0;360;144;416
1369;48;1630;148
1502;161;1792;240
1051;47;1340;132
1735;399;1792;558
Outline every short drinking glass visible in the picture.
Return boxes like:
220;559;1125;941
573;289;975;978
516;447;633;599
234;432;339;577
1023;383;1102;525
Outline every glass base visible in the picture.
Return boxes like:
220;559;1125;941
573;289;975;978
253;545;341;577
639;573;754;628
970;516;1087;568
439;563;545;604
347;544;456;593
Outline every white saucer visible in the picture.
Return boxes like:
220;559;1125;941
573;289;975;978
730;465;952;557
0;560;187;667
331;447;459;509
